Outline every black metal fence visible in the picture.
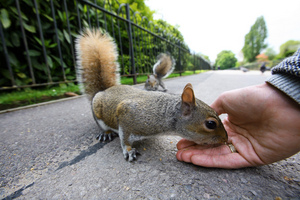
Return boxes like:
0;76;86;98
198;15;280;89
0;0;211;91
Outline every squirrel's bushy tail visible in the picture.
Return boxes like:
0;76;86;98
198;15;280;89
153;52;175;79
75;28;120;100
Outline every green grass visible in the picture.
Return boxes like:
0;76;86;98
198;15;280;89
0;84;80;110
120;75;149;85
121;70;207;85
0;70;208;110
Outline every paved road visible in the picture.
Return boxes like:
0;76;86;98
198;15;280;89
1;70;299;199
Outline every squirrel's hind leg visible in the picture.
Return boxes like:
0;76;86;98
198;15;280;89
158;78;167;92
93;114;118;142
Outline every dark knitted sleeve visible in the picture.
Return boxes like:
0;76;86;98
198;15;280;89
266;48;300;104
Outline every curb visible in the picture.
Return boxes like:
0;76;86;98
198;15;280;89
0;95;83;114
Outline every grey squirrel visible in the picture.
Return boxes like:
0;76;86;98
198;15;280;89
144;52;175;91
75;28;228;161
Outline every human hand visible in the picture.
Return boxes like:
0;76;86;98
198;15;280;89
176;83;300;169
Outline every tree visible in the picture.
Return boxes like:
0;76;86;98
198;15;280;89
277;40;300;59
215;50;237;69
197;53;210;62
242;16;268;62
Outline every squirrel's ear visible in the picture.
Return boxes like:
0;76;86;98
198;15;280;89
147;74;150;79
181;83;196;115
182;83;195;105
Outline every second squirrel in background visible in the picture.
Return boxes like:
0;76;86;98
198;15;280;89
76;28;228;162
145;52;175;91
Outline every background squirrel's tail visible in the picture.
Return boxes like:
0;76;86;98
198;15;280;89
75;28;120;100
153;52;175;79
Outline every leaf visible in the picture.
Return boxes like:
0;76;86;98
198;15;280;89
57;10;65;21
51;55;62;64
33;36;42;45
44;39;51;47
42;14;53;22
0;9;11;29
57;29;64;41
65;68;70;74
23;22;36;33
47;56;53;68
63;30;70;44
67;75;75;80
48;43;57;48
17;72;27;79
11;33;20;47
26;50;41;57
32;59;44;71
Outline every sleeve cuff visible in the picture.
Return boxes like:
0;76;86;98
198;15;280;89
266;74;300;105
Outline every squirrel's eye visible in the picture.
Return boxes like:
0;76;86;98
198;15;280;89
205;120;217;130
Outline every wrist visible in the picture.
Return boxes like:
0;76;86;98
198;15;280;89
266;74;300;105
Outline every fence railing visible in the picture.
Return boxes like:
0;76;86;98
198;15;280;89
0;0;211;91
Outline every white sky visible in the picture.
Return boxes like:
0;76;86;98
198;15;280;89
145;0;300;62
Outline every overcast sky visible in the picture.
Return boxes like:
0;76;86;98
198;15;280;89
145;0;300;62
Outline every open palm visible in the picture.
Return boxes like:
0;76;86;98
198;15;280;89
176;83;300;169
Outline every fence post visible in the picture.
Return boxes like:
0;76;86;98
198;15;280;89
33;0;52;83
125;3;137;84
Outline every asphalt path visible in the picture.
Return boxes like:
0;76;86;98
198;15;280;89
1;70;299;199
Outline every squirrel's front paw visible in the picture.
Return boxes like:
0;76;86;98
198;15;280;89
96;130;117;142
123;147;140;162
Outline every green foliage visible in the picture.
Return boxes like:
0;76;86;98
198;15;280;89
0;0;204;89
215;50;237;69
242;16;268;62
264;47;277;60
277;40;300;59
0;8;11;28
124;0;155;20
0;0;79;88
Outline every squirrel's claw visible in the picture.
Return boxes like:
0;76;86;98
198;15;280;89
124;148;140;162
96;131;117;142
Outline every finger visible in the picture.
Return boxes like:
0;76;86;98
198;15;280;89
210;95;226;115
190;153;253;169
176;144;232;162
176;139;198;150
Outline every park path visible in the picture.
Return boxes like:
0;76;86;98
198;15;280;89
1;70;299;199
